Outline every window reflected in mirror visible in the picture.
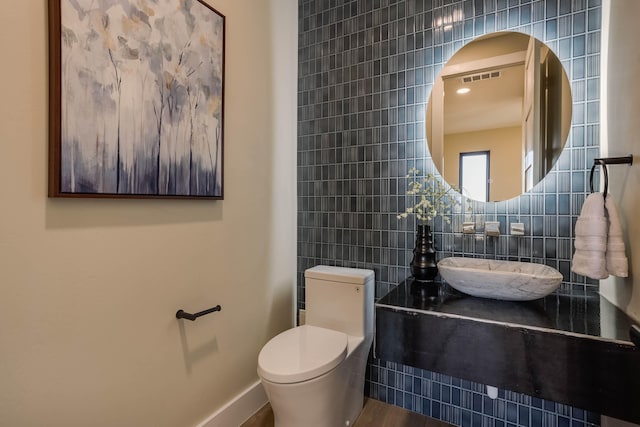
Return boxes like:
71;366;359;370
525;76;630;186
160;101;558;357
459;151;489;202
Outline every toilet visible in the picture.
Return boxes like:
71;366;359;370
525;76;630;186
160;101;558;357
257;265;375;427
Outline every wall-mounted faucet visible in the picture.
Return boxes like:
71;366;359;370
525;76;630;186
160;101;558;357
510;223;525;236
485;221;500;237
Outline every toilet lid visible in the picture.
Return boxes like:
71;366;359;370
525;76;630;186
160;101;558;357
258;325;348;384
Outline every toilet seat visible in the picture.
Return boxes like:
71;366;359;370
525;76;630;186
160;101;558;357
258;325;348;384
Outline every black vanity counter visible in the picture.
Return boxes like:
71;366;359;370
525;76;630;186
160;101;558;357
375;278;640;424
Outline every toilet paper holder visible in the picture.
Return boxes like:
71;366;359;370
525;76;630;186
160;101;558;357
176;305;222;321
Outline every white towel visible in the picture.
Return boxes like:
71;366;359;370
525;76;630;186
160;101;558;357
574;236;607;252
605;195;628;277
574;219;607;238
572;193;608;279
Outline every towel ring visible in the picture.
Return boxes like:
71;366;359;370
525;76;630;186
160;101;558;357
589;155;633;200
589;160;609;199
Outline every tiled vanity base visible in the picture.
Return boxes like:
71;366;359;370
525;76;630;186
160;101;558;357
376;279;640;424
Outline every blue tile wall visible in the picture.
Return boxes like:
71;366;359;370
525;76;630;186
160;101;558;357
297;0;602;425
366;360;601;427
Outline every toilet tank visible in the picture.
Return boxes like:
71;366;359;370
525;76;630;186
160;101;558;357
304;266;375;338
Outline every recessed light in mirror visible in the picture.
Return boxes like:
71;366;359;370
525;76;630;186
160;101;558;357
456;87;471;94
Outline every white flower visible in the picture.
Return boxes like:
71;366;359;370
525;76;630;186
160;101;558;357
397;168;459;224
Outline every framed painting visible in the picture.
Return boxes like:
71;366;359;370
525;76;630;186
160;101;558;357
48;0;225;199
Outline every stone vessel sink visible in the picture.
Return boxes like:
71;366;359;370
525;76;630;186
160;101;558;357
438;257;563;301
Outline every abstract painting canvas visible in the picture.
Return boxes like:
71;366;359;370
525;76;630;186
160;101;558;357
48;0;224;199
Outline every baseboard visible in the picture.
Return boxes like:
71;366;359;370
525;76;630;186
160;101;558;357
196;380;268;427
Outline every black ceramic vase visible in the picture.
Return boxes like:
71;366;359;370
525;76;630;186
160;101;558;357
410;224;438;282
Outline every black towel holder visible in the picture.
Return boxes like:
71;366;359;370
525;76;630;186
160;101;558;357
176;305;221;321
589;155;633;199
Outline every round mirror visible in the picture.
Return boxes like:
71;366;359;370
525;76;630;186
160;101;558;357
426;32;572;202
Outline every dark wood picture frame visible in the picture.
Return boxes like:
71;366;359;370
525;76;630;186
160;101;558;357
48;0;225;199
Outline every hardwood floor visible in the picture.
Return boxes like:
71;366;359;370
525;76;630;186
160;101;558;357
241;398;453;427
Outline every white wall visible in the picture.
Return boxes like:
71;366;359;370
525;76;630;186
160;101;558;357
0;1;297;426
600;0;640;323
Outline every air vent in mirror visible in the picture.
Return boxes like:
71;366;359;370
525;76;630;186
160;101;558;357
461;70;502;83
